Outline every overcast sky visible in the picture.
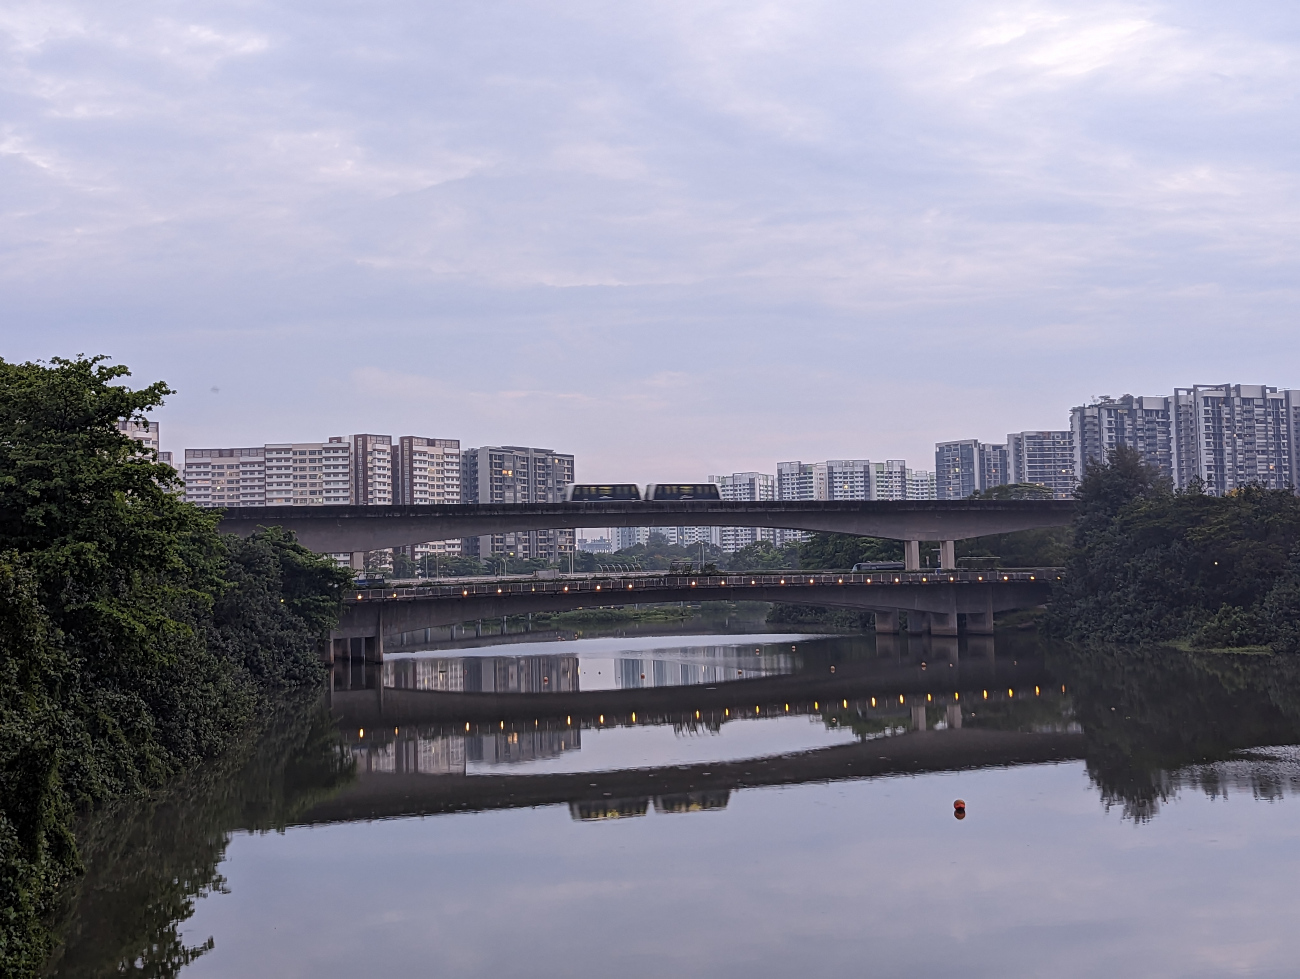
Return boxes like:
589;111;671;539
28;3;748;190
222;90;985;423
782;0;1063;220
4;1;1299;480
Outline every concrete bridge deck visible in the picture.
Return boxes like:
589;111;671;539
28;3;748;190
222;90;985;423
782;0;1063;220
218;499;1075;557
332;568;1060;653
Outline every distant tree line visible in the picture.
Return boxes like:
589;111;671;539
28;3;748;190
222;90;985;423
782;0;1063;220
1049;446;1300;650
0;357;353;976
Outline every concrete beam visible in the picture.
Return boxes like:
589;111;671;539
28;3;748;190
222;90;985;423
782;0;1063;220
216;500;1075;554
334;576;1055;640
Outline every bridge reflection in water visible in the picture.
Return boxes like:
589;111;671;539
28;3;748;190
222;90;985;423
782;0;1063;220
309;632;1081;826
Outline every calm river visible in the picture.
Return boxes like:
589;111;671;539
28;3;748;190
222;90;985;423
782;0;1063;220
48;620;1300;978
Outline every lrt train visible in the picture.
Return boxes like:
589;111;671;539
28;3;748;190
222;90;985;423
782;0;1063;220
562;483;722;502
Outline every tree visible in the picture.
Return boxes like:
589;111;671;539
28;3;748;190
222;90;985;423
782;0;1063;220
796;533;902;570
971;483;1056;501
0;355;350;975
727;540;798;572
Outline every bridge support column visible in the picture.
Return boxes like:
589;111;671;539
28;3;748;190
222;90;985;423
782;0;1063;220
945;704;963;729
929;596;959;637
350;551;365;571
905;540;921;572
939;540;956;570
910;703;927;731
874;609;899;634
966;634;996;662
965;591;995;635
931;635;959;664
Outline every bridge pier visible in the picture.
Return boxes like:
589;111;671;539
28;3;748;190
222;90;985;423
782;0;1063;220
905;540;921;572
930;634;959;664
940;540;956;570
946;704;963;729
965;591;996;635
929;604;959;637
966;634;996;662
874;609;900;634
910;703;927;731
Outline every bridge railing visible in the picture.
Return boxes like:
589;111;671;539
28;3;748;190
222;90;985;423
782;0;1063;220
346;569;1065;603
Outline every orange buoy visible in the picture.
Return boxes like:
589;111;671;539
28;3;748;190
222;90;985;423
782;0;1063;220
953;799;966;810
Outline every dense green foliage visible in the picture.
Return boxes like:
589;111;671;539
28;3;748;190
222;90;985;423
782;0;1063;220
1050;446;1300;648
726;540;798;571
0;356;351;975
796;533;902;569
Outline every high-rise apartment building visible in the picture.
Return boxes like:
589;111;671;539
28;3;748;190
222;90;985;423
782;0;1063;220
183;447;266;507
775;461;817;546
868;461;936;501
117;419;160;454
906;468;938;500
1071;395;1173;482
394;436;462;558
614;526;651;550
775;459;873;544
935;441;1008;499
1070;386;1300;495
351;434;393;506
394;437;460;505
117;419;172;467
1170;385;1294;494
186;437;353;508
776;461;817;502
264;438;352;505
1007;431;1076;499
823;460;872;500
461;446;575;562
709;472;775;552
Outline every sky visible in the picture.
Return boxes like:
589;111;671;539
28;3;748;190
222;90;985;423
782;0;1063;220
4;1;1300;481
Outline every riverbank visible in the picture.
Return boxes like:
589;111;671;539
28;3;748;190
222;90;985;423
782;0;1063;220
0;357;353;977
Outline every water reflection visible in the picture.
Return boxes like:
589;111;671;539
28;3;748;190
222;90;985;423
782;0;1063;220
379;636;803;694
352;725;582;776
383;654;580;693
46;631;1300;978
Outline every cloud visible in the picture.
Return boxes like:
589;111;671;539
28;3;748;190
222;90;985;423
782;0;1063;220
3;0;1300;473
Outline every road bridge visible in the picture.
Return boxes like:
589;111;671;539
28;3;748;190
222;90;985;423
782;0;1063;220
218;500;1074;570
330;568;1059;661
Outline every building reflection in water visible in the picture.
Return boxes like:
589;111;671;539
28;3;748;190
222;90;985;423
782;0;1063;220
613;644;793;688
383;655;579;693
569;790;731;821
351;726;582;776
380;645;797;693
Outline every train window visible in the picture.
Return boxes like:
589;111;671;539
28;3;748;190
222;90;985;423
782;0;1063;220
565;484;642;502
645;483;722;501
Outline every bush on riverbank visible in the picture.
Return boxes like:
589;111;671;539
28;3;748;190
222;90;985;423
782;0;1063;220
764;603;874;630
0;356;351;976
1049;446;1300;649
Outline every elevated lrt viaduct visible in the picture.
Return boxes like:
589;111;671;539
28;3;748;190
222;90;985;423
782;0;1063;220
218;499;1075;572
331;568;1060;662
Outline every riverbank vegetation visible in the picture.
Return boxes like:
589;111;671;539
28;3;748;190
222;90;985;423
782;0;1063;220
0;357;352;976
1050;446;1300;651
